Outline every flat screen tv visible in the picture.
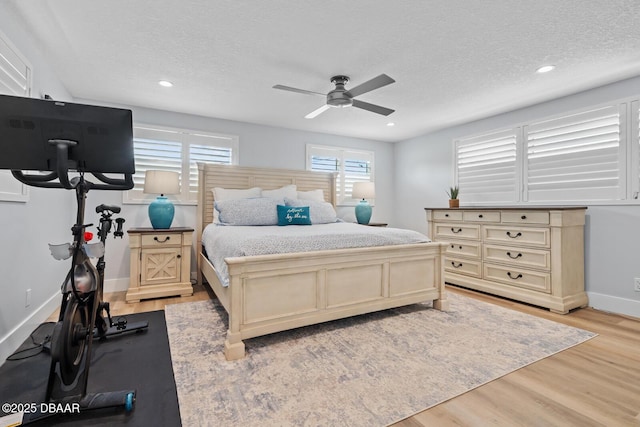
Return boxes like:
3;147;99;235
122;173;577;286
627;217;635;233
0;94;135;174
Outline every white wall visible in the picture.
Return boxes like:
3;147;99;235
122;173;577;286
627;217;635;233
394;75;640;318
0;5;75;363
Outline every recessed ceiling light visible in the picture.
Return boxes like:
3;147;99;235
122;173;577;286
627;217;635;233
386;122;395;127
158;80;173;87
536;65;555;74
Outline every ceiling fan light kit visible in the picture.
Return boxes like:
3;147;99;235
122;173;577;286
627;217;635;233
273;73;396;119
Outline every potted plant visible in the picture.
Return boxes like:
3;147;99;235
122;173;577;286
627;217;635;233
447;186;459;208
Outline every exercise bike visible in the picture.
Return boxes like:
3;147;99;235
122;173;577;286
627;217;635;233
8;142;144;424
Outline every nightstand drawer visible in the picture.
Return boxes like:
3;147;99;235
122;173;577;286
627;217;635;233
435;223;480;240
141;233;181;247
501;211;550;225
483;244;551;270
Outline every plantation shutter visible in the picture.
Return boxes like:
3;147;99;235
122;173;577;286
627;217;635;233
524;105;625;202
634;100;640;200
0;36;30;96
0;34;30;202
308;145;373;203
186;133;234;200
455;129;518;203
127;126;236;203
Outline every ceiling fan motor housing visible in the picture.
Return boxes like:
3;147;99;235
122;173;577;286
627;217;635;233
327;75;353;107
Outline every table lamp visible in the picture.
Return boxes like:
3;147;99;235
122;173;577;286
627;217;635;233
352;182;375;225
143;170;180;229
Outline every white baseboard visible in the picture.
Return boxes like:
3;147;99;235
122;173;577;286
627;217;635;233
0;291;60;368
587;292;640;319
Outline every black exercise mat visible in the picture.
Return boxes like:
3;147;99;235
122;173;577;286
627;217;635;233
0;310;180;426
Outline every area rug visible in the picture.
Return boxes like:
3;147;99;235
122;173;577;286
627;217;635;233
165;293;595;427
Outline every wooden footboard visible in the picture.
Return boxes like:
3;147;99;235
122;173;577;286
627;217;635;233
200;242;447;360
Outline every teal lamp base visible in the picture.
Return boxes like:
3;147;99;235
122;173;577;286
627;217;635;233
148;196;175;229
355;200;372;225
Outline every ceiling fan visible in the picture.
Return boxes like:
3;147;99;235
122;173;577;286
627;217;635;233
273;74;395;119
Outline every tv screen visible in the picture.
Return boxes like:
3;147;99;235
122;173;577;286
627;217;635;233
0;94;135;174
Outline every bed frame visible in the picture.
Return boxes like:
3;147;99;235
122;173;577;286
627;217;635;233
196;163;448;360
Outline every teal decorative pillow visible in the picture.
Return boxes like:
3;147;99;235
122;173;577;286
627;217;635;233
277;205;311;226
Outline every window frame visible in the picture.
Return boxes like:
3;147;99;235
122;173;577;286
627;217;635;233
123;124;239;205
452;96;640;206
0;29;32;203
305;144;375;206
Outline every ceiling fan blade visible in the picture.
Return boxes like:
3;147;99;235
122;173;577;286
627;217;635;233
273;84;325;96
345;74;395;98
305;104;331;119
352;99;395;116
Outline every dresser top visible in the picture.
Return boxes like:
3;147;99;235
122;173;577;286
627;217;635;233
424;206;587;211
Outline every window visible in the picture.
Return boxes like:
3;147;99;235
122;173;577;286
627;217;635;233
124;125;238;204
524;105;625;202
453;99;639;205
0;31;31;202
306;144;374;204
455;129;519;204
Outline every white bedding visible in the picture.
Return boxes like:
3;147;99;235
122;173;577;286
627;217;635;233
201;222;431;287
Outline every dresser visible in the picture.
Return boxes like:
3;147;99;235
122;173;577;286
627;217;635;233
126;227;194;303
425;207;588;314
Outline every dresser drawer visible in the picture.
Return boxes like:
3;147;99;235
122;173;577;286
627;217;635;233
483;225;550;248
501;211;550;225
435;223;480;240
445;240;482;259
483;244;551;271
435;223;480;241
462;210;500;223
483;263;551;293
445;257;482;278
141;233;182;247
433;210;463;221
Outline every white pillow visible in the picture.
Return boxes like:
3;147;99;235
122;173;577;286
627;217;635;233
212;186;262;223
262;184;297;199
297;189;325;201
284;197;338;224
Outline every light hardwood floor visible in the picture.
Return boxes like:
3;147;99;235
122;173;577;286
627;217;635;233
52;284;640;426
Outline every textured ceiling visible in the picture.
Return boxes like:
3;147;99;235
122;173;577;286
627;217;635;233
7;0;640;142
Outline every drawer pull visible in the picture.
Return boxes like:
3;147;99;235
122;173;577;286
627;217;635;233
154;236;171;243
507;272;523;280
478;214;483;218
506;231;522;238
451;227;463;233
451;244;462;250
445;213;449;217
451;261;463;268
521;215;527;220
506;251;522;259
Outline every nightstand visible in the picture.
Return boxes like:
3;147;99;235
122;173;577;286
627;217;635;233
365;222;388;227
126;227;194;303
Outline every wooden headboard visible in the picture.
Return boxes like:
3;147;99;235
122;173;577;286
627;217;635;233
196;163;337;243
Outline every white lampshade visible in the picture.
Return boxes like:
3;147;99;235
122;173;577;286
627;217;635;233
352;182;375;200
143;170;180;195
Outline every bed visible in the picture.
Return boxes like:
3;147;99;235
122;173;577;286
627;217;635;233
196;163;448;360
